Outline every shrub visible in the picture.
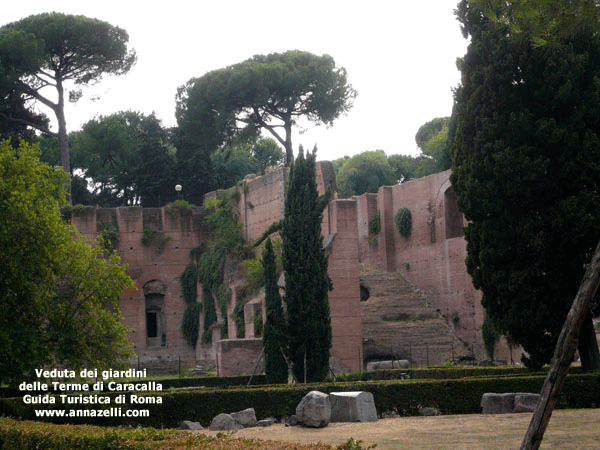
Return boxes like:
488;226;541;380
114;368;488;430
394;207;412;238
368;211;381;235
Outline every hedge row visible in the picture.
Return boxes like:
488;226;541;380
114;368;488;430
2;373;599;429
340;366;546;382
0;375;268;399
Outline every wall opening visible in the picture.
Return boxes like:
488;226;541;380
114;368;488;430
143;280;167;347
146;312;158;338
444;187;464;239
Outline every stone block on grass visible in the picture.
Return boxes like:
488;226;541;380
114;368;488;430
513;393;540;413
209;413;243;430
329;391;378;422
231;407;257;427
296;390;331;428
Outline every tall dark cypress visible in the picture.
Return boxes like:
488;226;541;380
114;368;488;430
262;237;289;384
452;0;600;369
282;147;332;382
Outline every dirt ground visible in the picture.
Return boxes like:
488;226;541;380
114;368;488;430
199;409;600;450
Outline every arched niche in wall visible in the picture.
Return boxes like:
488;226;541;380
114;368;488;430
143;280;167;347
444;187;464;239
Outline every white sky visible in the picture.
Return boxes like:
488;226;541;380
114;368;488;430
3;1;469;162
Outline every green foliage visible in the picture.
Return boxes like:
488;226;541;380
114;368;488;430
387;153;437;182
70;111;176;206
368;211;381;235
263;238;289;384
467;0;600;46
415;116;452;173
181;302;202;349
339;438;376;450
180;190;248;347
203;191;247;258
176;50;357;166
0;13;136;183
481;315;500;360
452;0;600;368
180;261;201;348
180;263;198;304
197;250;226;292
0;418;295;450
336;150;396;198
282;147;332;382
164;199;196;216
215;284;230;336
394;208;412;238
202;290;217;344
141;226;170;253
211;137;285;190
98;222;119;252
242;259;264;291
0;141;133;385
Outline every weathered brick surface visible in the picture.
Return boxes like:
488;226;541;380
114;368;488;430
71;165;515;374
217;339;264;377
72;206;203;364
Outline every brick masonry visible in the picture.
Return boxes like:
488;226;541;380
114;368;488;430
71;165;509;374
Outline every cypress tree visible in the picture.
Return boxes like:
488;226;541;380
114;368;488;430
282;147;332;382
452;1;600;369
262;237;289;384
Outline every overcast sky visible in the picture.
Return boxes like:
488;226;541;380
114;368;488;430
3;1;469;162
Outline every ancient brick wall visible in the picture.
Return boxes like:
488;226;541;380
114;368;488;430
71;165;515;372
71;206;208;365
326;200;363;373
216;339;264;377
224;162;362;373
355;170;515;361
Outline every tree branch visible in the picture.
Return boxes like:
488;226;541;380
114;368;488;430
0;111;57;136
252;106;287;149
253;220;283;248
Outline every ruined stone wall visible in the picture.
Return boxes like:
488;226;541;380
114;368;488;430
216;339;264;377
71;165;515;371
224;162;362;374
71;206;208;365
355;171;484;353
237;169;287;243
355;170;515;361
326;200;363;373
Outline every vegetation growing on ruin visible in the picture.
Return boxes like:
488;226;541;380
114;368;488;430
140;226;170;253
164;199;196;216
180;189;264;346
394;207;412;238
98;222;120;252
368;211;381;249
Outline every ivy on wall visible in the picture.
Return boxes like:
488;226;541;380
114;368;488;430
394;207;412;238
179;189;259;346
368;211;381;249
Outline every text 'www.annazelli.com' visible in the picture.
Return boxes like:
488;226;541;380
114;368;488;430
34;408;149;418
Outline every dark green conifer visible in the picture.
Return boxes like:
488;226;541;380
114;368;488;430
262;237;289;384
281;147;332;382
452;0;600;369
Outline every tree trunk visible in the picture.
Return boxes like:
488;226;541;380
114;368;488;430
284;120;293;166
577;311;600;371
520;240;600;450
55;78;71;202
